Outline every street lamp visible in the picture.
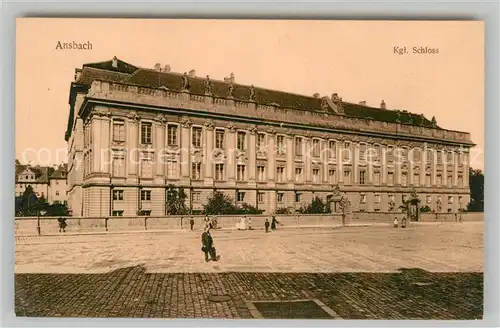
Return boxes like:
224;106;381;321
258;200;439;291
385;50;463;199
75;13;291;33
37;209;47;236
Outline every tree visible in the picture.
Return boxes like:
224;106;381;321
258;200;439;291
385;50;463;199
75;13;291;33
203;191;237;215
298;196;331;214
238;203;265;215
46;202;69;216
166;184;188;215
15;185;39;216
467;168;484;212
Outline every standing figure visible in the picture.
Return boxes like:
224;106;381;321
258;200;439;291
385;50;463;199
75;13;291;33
248;217;252;230
393;216;399;228
401;216;407;228
201;227;220;262
182;72;190;90
190;217;195;231
271;216;279;231
265;219;270;233
58;217;67;233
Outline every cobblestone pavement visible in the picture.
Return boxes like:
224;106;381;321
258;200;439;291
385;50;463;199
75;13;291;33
15;223;483;319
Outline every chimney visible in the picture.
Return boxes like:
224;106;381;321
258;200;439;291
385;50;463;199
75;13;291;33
359;101;366;106
189;69;196;77
154;63;161;72
112;56;118;68
164;64;171;72
313;93;320;98
331;93;340;102
380;100;386;109
74;68;82;81
230;72;235;83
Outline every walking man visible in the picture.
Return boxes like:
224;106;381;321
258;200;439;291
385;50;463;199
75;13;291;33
201;226;220;262
271;215;278;231
265;218;270;233
190;217;195;231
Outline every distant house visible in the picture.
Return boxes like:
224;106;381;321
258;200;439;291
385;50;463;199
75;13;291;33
15;162;68;206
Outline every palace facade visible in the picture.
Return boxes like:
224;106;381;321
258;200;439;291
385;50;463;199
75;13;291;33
65;57;474;217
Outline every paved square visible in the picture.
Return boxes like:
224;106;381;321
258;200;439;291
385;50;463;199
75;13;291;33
15;223;483;319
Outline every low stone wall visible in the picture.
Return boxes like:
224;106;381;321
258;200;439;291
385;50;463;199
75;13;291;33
14;212;483;236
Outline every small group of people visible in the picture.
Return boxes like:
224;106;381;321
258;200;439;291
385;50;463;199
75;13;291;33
188;215;219;231
264;216;279;233
393;216;407;228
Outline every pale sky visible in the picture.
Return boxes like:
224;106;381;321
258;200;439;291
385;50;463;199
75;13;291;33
16;19;484;170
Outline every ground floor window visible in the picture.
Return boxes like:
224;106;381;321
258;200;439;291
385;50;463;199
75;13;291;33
112;210;123;216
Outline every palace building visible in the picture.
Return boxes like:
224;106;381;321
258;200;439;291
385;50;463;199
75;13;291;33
65;57;474;217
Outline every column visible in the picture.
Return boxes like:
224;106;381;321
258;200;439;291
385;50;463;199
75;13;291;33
304;137;312;182
267;132;276;181
154;119;165;177
180;121;191;179
431;149;437;186
395;145;402;185
286;135;294;182
127;115;139;177
321;140;328;183
337;140;344;184
353;142;359;184
381;144;387;184
420;146;426;186
453;150;459;187
91;116;102;173
204;123;214;183
248;131;257;182
464;151;470;188
227;127;236;182
100;115;111;174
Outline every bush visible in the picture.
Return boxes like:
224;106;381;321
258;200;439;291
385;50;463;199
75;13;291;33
298;197;331;214
275;207;292;215
420;205;431;213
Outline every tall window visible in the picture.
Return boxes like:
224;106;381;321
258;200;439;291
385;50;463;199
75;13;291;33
344;170;351;185
413;173;420;186
237;131;246;151
447;174;452;188
167;124;178;146
113;120;125;142
295;168;303;183
343;142;351;161
276;135;285;155
446;151;453;163
257;166;266;181
295;192;301;202
141;122;152;144
328;169;336;184
192;127;202;147
112;155;125;177
215;164;224;181
167;161;178;179
277;192;284;203
140;152;153;178
215;129;225;149
401;172;408;186
374;194;381;203
436;173;442;187
387;146;394;163
295;137;303;156
426;195;432;204
328;140;337;159
458;174;464;188
191;162;202;180
257;192;265;203
372;145;381;162
426;173;431;186
413;148;421;163
359;170;366;184
237;191;245;202
360;194;367;203
312;168;320;183
437;151;443;165
426;149;432;164
312;139;320;157
373;171;380;185
140;190;151;201
276;167;285;182
359;144;367;161
257;133;266;152
237;165;246;181
387;172;394;185
112;190;124;201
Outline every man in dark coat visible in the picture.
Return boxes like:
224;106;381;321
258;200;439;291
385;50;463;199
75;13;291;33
265;219;270;233
201;227;219;262
190;217;195;231
58;217;67;233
